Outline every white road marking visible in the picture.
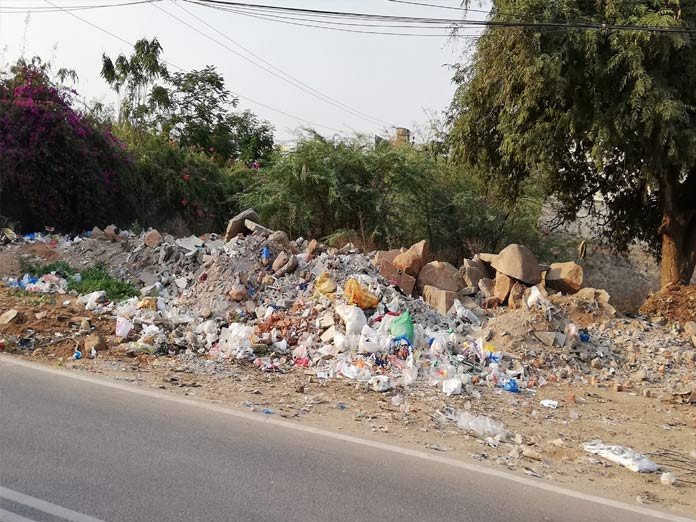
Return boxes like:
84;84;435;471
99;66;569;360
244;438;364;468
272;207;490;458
2;355;694;522
0;486;107;522
0;507;36;522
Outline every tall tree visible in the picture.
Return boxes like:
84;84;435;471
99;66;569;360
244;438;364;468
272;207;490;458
449;0;696;286
101;37;169;133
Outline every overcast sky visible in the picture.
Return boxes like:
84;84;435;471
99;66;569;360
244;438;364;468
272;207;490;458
0;0;485;141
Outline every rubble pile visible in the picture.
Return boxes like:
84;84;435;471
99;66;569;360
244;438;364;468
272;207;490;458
3;211;694;409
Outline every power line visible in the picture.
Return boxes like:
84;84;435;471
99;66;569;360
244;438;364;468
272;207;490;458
157;0;393;129
40;0;346;133
188;2;477;37
190;0;696;35
0;0;162;13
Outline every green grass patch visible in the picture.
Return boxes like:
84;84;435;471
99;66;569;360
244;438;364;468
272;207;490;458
18;258;75;278
70;266;138;302
17;259;138;302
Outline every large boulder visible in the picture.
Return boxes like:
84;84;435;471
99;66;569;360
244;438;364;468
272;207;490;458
422;285;456;315
494;273;514;303
416;261;463;293
393;250;423;277
374;248;405;267
545;261;584;294
490;244;542;285
224;209;260;240
376;259;416;296
393;240;429;277
478;277;495;298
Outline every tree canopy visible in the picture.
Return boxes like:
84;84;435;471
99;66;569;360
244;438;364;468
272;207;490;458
449;0;696;285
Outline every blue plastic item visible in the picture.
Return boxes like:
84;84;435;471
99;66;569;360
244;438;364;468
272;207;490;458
260;408;274;415
579;330;590;343
260;246;272;264
499;379;520;393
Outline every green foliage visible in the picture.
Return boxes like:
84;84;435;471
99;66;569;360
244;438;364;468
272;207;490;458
19;258;75;278
70;265;138;302
116;132;233;233
448;0;696;280
241;133;547;261
19;259;137;302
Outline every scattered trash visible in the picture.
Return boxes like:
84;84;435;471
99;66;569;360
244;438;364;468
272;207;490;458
583;441;660;473
540;400;558;409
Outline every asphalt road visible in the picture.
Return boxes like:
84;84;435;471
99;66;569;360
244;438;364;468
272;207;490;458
0;357;692;522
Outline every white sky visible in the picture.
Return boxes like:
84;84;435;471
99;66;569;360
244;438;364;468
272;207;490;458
0;0;485;140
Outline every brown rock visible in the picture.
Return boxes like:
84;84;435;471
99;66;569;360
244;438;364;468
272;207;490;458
409;240;430;264
416;261;463;293
494;273;514;303
272;252;290;272
422;285;456;315
307;239;319;259
104;225;118;240
268;230;290;247
479;253;497;264
490;244;542;285
144;229;163;248
228;284;248;301
0;309;19;325
684;321;696;337
224;208;259;240
373;249;404;267
478;278;495;298
461;266;485;289
377;260;416;296
274;254;298;277
84;333;106;352
393;249;423;277
545;262;584;294
508;281;527;309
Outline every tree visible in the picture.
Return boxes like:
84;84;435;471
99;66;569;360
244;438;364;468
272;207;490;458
449;0;696;286
101;38;169;133
158;67;274;165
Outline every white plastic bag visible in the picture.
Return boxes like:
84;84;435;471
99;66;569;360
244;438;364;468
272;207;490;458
370;375;392;392
115;317;133;338
358;325;381;354
443;378;462;396
217;323;254;359
583;440;659;473
335;304;367;336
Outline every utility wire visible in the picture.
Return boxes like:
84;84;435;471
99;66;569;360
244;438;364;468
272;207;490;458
41;0;346;133
160;0;392;129
190;0;696;35
0;0;163;12
188;1;477;37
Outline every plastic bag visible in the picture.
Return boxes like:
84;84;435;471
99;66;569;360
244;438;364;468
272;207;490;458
456;412;507;440
344;278;380;310
115;317;133;338
583;440;659;473
358;325;381;354
217;323;255;359
370;375;392;392
333;333;351;353
340;362;372;381
336;304;367;336
390;310;414;343
314;272;337;298
443;378;462;396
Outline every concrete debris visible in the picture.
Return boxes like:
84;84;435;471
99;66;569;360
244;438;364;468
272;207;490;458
224;208;259;240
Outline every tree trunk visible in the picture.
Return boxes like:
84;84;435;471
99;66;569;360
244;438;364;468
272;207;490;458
660;212;696;288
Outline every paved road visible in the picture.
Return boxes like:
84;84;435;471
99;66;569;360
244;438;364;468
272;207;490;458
0;358;692;522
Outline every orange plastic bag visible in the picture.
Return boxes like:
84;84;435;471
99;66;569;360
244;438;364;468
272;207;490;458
344;278;379;310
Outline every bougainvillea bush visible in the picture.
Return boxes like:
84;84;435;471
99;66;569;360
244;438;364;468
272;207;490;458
0;60;131;232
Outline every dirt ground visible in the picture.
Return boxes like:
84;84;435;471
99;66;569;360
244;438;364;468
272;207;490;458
1;287;695;517
640;284;696;324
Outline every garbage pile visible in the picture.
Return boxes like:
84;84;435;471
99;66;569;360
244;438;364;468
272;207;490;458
2;210;695;403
